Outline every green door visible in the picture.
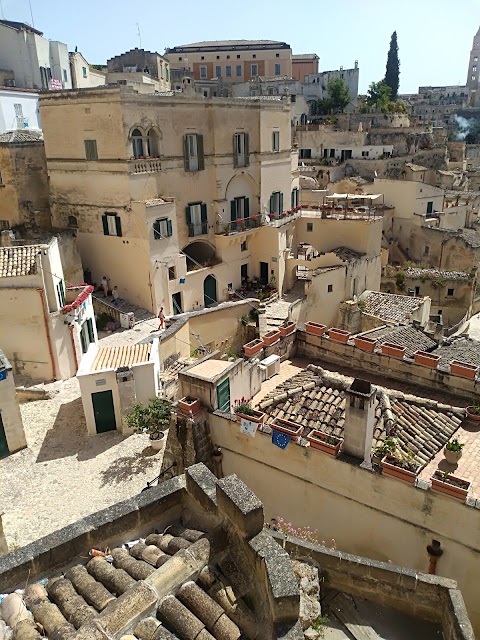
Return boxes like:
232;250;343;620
217;377;231;412
92;390;116;433
0;413;9;458
204;275;217;307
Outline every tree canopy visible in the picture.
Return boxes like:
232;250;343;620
384;31;400;100
309;78;351;115
365;81;392;111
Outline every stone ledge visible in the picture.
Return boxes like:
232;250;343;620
185;463;218;512
216;475;263;539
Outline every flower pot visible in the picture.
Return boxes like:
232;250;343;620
305;322;327;336
307;430;343;457
178;396;201;416
236;409;265;424
149;432;165;451
280;321;297;337
444;447;463;465
450;360;478;379
414;351;441;369
328;328;350;344
466;406;480;422
354;336;376;352
381;342;406;359
431;471;470;501
271;417;303;440
262;329;281;347
243;339;264;357
381;455;419;484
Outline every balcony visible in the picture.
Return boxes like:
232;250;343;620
188;222;209;237
216;208;302;235
129;158;162;174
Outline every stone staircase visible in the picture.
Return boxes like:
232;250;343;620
92;293;155;325
260;281;305;335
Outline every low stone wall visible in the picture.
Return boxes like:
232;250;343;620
92;295;122;324
296;330;478;400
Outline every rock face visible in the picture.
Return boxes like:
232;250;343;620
292;560;321;631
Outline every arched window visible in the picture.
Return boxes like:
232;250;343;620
131;128;144;158
68;215;77;227
147;129;160;157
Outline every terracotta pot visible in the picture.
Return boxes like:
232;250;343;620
178;397;201;416
280;321;297;337
381;455;419;484
353;336;376;352
305;322;327;336
307;430;343;456
271;417;303;439
243;338;263;357
466;406;480;422
414;351;440;369
328;328;351;344
450;360;478;379
381;342;406;359
262;329;281;347
431;471;470;501
236;409;265;424
444;447;462;465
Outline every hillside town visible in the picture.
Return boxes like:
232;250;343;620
1;10;480;640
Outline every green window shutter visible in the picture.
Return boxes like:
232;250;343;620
87;317;94;343
102;214;109;236
291;191;294;208
115;215;122;237
197;135;205;170
200;203;207;222
185;206;191;225
279;192;284;213
166;220;173;237
183;135;190;171
269;194;274;214
80;326;87;354
244;198;250;218
217;377;231;412
233;134;238;167
153;220;160;239
231;200;236;221
245;133;250;166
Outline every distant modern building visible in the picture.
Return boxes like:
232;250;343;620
69;51;106;89
292;53;319;81
466;26;480;106
0;20;72;90
165;40;292;84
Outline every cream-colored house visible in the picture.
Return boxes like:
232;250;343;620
40;84;300;315
0;238;97;381
69;51;106;89
77;339;159;435
0;348;26;457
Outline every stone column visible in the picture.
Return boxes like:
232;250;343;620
343;378;376;463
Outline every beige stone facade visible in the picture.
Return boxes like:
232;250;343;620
69;51;106;89
0;349;27;456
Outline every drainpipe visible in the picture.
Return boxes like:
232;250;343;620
68;323;79;371
36;288;57;381
426;539;443;575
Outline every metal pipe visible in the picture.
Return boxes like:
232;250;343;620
36;288;57;380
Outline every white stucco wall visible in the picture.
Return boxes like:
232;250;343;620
0;361;27;454
0;89;41;133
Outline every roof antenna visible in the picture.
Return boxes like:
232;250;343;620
136;22;142;49
28;0;35;27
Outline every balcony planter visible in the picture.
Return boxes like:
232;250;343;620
149;431;165;451
353;336;376;352
243;338;264;357
431;471;471;502
381;342;406;359
328;328;351;344
381;455;420;484
450;360;479;379
414;351;441;369
235;408;266;424
280;321;297;337
262;329;281;347
307;430;343;456
466;406;480;422
271;417;303;440
178;396;201;416
305;321;327;336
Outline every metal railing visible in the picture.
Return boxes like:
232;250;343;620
216;215;263;234
141;462;177;492
188;222;209;237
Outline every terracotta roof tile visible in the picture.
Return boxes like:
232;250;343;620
434;337;480;371
357;325;437;358
0;245;42;277
361;291;424;324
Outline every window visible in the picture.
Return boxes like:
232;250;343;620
275;63;281;75
236;65;242;77
131;128;144;158
226;55;230;60
272;130;280;152
80;318;95;354
216;55;220;60
362;150;369;157
226;66;232;77
178;57;182;61
63;69;67;82
233;132;249;167
424;245;430;256
241;241;247;252
241;264;248;281
166;67;169;81
0;220;9;229
472;76;476;81
183;134;204;172
447;288;454;297
251;64;258;77
291;188;299;208
102;212;122;237
474;67;478;73
415;286;420;296
68;215;77;227
237;54;241;59
56;279;66;307
153;217;173;238
0;170;3;185
14;103;23;128
168;266;176;280
307;222;313;232
231;197;250;221
327;284;333;293
215;66;221;78
84;139;98;160
203;91;208;97
300;149;311;159
475;57;478;62
252;54;256;59
186;202;208;236
147;129;160;157
217;377;231;412
201;56;205;60
269;191;283;216
82;66;87;78
200;66;207;79
426;201;434;214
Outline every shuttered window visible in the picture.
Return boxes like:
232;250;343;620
84;139;98;160
183;134;205;172
230;197;250;221
153;218;173;239
56;280;65;307
186;203;207;236
217;377;231;412
233;132;249;168
102;213;122;237
269;192;283;216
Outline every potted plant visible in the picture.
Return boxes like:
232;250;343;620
328;328;351;344
271;417;303;440
450;360;479;379
381;450;421;484
444;438;464;464
126;397;172;451
280;320;297;337
234;401;265;424
414;351;441;369
371;438;397;465
305;321;327;336
178;396;202;416
431;470;471;502
466;403;480;422
354;335;377;352
243;338;264;357
262;329;281;347
307;430;343;456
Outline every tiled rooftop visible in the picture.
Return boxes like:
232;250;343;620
332;246;365;261
357;325;437;358
361;291;424;324
0;245;43;277
91;344;151;371
387;266;472;281
0;129;43;144
257;365;464;467
460;229;480;248
433;337;480;371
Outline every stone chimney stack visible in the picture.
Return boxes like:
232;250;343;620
344;378;376;463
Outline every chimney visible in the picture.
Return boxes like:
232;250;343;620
344;378;376;462
0;230;14;247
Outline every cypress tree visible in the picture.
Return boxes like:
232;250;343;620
384;31;400;100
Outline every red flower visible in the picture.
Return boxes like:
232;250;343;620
236;218;243;224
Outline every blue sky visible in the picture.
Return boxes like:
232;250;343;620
1;0;478;93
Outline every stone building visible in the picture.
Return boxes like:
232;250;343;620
0;86;41;134
69;51;106;89
303;63;359;106
466;26;480;107
106;48;171;92
291;53;319;82
0;348;26;457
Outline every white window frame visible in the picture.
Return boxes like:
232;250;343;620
190;203;202;227
215;65;221;78
275;63;281;75
106;214;117;236
186;134;198;171
200;65;207;79
226;65;232;77
272;130;280;152
158;218;170;237
236;65;242;77
251;64;258;77
234;132;246;167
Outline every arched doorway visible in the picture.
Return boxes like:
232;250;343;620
204;275;217;307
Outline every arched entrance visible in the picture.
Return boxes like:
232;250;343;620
204;275;217;307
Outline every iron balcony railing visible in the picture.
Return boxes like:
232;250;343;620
187;222;209;237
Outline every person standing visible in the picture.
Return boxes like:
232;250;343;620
101;276;108;298
158;306;165;330
112;286;120;307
